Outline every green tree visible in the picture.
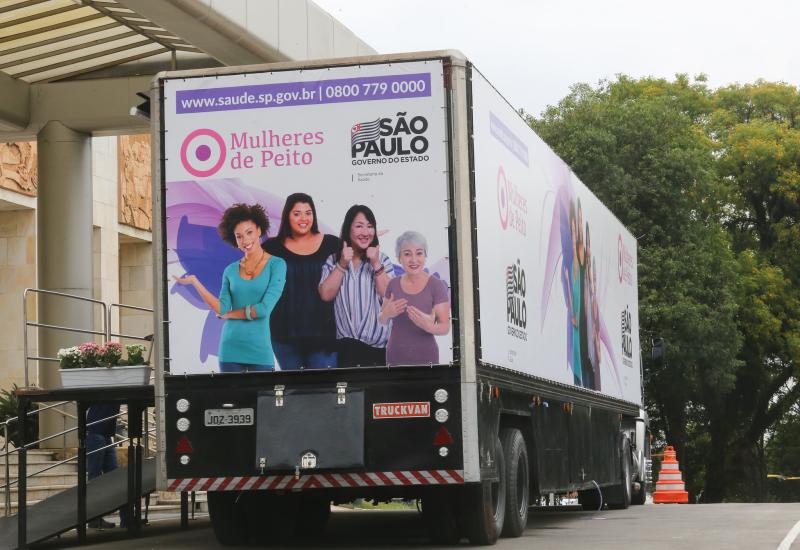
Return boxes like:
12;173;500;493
703;82;800;501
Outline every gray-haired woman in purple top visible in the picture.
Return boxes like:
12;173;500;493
379;231;451;366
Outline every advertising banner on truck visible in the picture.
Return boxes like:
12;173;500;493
162;60;453;374
471;70;642;405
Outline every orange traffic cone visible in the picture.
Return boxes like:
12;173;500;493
653;445;689;504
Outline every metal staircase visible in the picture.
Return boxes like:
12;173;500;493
0;289;159;548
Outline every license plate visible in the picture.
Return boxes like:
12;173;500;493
204;408;254;427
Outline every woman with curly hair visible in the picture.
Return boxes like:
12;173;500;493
174;203;286;372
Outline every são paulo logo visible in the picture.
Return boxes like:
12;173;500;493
506;258;527;341
350;112;430;166
180;128;226;178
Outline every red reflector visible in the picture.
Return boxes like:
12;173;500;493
433;425;454;446
175;435;194;453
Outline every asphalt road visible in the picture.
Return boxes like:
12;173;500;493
31;503;800;550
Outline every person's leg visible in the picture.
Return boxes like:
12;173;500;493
219;361;243;373
337;339;385;368
272;341;303;370
304;349;337;370
101;436;117;474
240;363;273;372
336;338;358;368
362;344;386;367
86;433;116;528
86;432;105;480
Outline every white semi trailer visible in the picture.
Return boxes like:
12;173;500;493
150;50;649;545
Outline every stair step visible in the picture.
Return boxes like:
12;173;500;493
0;495;156;516
0;462;78;477
0;498;44;514
5;484;76;500
0;472;78;487
0;450;59;465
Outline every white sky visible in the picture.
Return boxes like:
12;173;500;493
315;0;799;116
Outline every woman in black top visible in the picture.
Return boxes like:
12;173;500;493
263;193;339;369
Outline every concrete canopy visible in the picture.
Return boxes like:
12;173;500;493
0;0;375;139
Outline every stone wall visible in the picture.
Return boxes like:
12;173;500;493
118;134;151;232
120;242;154;350
0;209;36;390
0;142;37;196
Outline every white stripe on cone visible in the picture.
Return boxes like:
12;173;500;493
656;483;686;491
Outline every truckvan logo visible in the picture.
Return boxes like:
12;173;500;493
351;112;430;166
372;402;430;419
506;259;527;341
180;128;226;178
496;166;527;235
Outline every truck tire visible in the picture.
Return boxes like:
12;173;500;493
243;491;300;544
631;479;647;505
207;491;248;546
421;489;462;545
606;437;632;510
459;436;505;545
578;486;603;510
296;495;331;538
499;428;529;538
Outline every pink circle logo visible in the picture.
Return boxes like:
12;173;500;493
180;129;226;178
497;166;509;230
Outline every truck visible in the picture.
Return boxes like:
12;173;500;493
150;50;650;546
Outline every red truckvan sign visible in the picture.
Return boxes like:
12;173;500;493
372;401;430;419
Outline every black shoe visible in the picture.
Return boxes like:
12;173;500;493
88;518;115;529
120;518;148;529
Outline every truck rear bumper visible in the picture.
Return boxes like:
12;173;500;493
168;469;465;492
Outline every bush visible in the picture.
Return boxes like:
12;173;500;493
0;384;39;448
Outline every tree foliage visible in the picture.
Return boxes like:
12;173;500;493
531;75;800;502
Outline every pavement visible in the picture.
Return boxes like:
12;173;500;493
28;502;800;549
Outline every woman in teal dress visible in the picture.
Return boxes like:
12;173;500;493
174;203;286;372
563;203;582;386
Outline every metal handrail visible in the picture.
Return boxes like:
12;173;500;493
0;431;142;491
2;406;158;515
23;288;108;388
3;400;69;514
108;303;154;343
9;289;157;517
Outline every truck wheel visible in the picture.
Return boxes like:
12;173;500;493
421;489;462;545
578;486;603;510
606;437;632;510
459;436;505;545
207;491;248;546
296;495;331;538
500;428;529;538
631;479;647;505
243;491;300;544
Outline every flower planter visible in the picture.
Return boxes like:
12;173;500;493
59;365;152;388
